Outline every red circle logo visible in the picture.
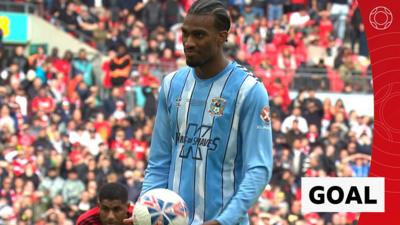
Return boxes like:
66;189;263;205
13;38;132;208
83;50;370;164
369;6;393;30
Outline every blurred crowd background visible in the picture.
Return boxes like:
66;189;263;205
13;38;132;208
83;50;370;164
0;0;372;225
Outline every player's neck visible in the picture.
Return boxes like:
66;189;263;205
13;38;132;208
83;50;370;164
195;54;229;80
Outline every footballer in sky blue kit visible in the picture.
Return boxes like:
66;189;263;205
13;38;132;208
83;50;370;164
141;1;273;225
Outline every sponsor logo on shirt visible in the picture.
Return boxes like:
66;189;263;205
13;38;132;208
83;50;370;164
176;123;220;160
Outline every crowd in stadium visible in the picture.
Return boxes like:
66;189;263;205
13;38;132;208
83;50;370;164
30;0;371;93
0;0;372;225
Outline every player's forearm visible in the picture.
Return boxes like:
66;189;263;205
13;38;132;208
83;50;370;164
141;133;172;195
215;166;269;225
141;165;170;195
141;80;172;195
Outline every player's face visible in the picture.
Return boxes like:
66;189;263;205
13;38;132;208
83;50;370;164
182;14;223;68
99;199;128;225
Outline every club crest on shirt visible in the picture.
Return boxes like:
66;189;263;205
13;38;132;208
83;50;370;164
260;106;271;124
209;97;226;117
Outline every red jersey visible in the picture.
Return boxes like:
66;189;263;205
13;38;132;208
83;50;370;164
131;139;148;160
12;156;36;177
76;205;133;225
76;207;102;225
52;58;71;84
319;19;333;47
31;96;55;113
110;140;127;161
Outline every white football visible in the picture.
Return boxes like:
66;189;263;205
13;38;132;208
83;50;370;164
133;188;189;225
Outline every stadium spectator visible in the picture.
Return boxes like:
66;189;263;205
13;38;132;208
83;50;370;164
72;48;94;86
109;44;132;87
58;2;79;34
267;0;286;23
38;166;65;199
281;106;309;133
142;0;164;32
9;46;29;74
288;7;311;28
62;168;85;205
330;0;350;40
77;6;99;37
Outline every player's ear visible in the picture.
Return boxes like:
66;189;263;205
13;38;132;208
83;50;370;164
217;30;228;46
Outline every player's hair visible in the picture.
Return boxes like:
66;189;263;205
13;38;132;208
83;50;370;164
98;182;128;203
188;0;231;32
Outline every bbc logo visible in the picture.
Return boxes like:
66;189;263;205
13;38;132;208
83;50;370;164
301;177;385;212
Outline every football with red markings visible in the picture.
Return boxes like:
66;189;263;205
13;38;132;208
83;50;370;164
133;188;189;225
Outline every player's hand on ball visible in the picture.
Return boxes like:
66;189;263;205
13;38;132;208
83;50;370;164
123;216;163;225
202;220;221;225
123;216;136;225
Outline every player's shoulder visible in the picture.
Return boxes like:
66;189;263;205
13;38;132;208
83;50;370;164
232;62;266;96
164;67;191;81
162;67;191;89
233;62;260;83
76;207;101;225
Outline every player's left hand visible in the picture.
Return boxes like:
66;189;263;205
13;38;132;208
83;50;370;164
202;220;221;225
123;216;164;225
123;216;135;225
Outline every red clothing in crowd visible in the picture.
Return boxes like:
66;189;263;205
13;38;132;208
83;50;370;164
0;189;16;203
291;0;307;5
306;132;319;144
31;96;56;113
180;0;193;11
268;82;291;112
102;60;112;89
18;132;35;147
12;156;36;177
28;53;46;67
69;148;85;166
110;140;126;161
52;58;71;84
319;18;333;48
131;139;148;161
67;75;84;100
141;74;160;87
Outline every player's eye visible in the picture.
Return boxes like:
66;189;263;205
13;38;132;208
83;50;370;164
112;206;122;212
194;32;204;38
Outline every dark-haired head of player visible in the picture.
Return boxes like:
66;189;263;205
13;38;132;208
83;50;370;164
183;0;230;79
98;182;129;225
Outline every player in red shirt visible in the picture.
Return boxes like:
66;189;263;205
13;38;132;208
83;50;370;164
76;182;133;225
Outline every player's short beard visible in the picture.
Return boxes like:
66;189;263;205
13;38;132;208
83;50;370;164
186;58;201;67
186;55;211;68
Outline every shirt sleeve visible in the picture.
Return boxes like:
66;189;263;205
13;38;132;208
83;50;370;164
141;81;173;195
216;82;273;225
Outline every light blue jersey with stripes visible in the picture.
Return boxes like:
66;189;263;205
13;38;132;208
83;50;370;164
142;61;273;225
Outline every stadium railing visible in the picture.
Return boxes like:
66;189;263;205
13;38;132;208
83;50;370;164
0;1;37;14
